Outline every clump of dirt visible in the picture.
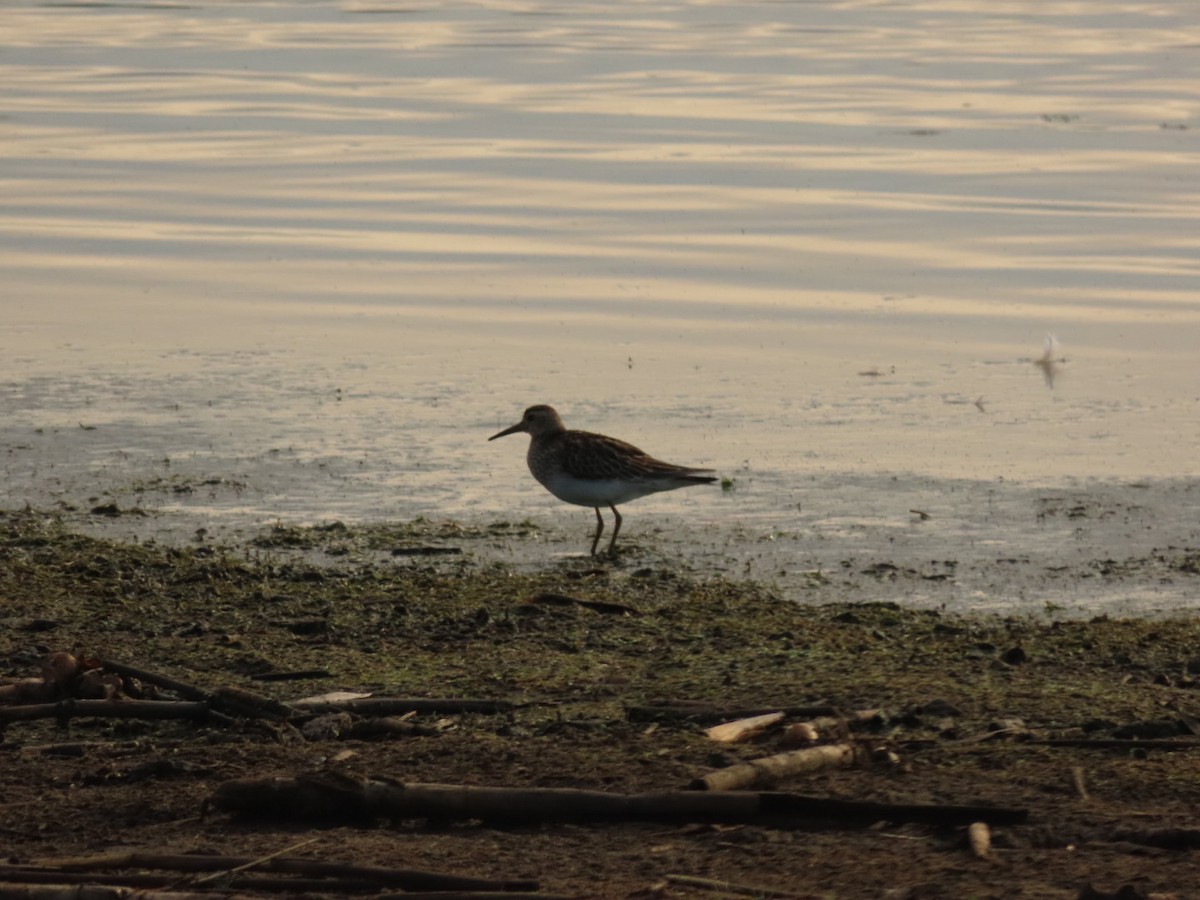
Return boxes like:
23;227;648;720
2;507;1200;899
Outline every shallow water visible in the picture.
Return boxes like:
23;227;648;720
2;1;1199;573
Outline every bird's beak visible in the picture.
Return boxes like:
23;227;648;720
488;421;525;441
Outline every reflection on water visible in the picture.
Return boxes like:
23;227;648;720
1;0;1198;531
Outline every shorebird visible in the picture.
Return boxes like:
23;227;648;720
488;405;717;556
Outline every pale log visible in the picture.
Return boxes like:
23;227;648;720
691;742;863;791
704;712;785;743
968;821;991;858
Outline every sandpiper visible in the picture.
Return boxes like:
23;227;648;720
489;405;717;556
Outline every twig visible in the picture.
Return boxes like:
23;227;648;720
1072;766;1090;800
0;699;231;726
691;742;864;791
1029;738;1200;751
99;659;208;701
626;702;839;724
39;851;537;893
665;873;818;898
185;838;318;887
291;697;512;716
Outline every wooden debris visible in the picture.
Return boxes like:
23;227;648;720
32;850;538;893
778;709;884;747
1111;828;1200;850
1029;738;1200;751
0;699;228;726
99;659;208;701
704;712;785;743
1072;766;1090;800
0;678;55;705
207;772;1028;827
779;722;821;746
291;697;512;716
186;837;318;887
691;742;865;791
664;872;816;898
0;885;255;900
968;821;991;859
626;702;839;724
210;686;295;721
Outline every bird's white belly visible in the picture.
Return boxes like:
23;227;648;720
537;471;650;507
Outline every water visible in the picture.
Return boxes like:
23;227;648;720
2;1;1199;587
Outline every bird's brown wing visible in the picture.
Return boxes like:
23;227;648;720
558;430;713;482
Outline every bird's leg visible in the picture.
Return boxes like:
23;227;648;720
590;507;605;556
607;504;622;556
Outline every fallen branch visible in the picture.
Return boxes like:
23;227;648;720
1111;828;1200;850
0;867;377;894
98;659;208;701
1028;738;1200;751
208;772;1029;827
36;851;536;893
664;873;817;898
691;742;865;791
291;697;512;717
187;838;317;887
626;702;839;724
0;699;230;727
0;885;255;900
209;686;295;721
704;712;785;743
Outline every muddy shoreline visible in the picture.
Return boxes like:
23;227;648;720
2;505;1200;898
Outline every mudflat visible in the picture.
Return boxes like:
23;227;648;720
2;505;1199;899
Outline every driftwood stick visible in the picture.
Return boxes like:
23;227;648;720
0;885;256;900
692;742;864;791
664;873;816;898
1028;738;1200;751
704;712;785;743
291;697;512;716
967;821;991;859
209;686;295;721
626;703;840;724
1111;828;1200;850
0;699;229;726
99;659;208;701
187;838;317;886
0;867;378;894
208;772;1029;827
1072;766;1090;800
40;851;537;893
